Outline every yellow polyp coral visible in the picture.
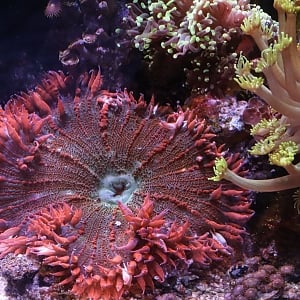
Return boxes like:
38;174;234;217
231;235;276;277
209;157;228;182
249;136;276;156
210;154;300;193
274;32;293;51
210;0;300;208
248;117;290;157
255;46;281;72
269;141;298;166
234;73;264;91
234;54;252;76
240;8;261;34
239;6;276;50
274;0;300;14
250;118;283;137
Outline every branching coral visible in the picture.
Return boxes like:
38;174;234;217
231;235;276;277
127;0;253;96
210;1;300;203
0;70;253;299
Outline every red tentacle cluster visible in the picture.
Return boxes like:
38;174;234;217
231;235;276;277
0;70;253;299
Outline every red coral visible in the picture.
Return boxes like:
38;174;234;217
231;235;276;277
0;70;253;299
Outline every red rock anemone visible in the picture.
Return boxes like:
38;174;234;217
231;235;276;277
0;70;253;299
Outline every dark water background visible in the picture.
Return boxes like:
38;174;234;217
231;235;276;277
0;0;65;104
0;1;276;105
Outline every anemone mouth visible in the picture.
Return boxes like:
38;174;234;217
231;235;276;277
98;174;138;205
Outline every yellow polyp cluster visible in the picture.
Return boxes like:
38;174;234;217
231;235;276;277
250;118;285;138
248;116;298;168
275;32;293;51
235;31;293;78
249;137;276;156
274;0;300;14
210;0;300;207
209;157;228;182
240;8;261;34
255;47;279;72
234;73;264;91
234;54;266;91
247;116;298;167
234;55;252;76
269;141;298;166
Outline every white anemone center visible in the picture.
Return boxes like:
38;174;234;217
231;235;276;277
98;174;137;204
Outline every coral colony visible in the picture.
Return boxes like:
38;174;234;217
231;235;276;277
126;0;252;96
210;1;300;203
0;71;252;299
